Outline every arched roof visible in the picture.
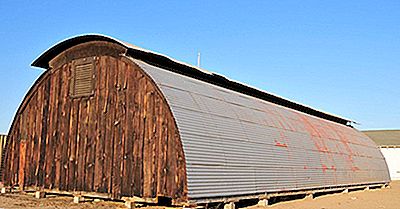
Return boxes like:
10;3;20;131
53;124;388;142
32;34;353;126
133;59;389;200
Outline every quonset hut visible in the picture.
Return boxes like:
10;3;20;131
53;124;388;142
0;34;390;205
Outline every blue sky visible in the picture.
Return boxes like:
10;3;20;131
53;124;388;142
0;1;399;133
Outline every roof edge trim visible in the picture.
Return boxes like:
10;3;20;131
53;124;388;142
31;34;125;69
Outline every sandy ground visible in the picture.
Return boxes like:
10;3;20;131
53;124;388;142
0;193;124;209
254;181;400;209
0;181;399;209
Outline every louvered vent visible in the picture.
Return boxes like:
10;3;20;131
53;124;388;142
70;57;95;97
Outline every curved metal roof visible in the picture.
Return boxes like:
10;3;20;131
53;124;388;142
134;59;389;200
32;34;353;126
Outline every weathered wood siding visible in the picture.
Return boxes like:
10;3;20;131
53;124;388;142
1;42;187;201
0;134;7;173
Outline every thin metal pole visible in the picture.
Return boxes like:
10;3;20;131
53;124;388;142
197;52;201;67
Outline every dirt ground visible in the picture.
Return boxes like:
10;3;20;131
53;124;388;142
0;182;399;209
0;192;124;209
255;181;400;209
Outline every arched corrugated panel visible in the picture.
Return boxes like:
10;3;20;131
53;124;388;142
133;59;390;201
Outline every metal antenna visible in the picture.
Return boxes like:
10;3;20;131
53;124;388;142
197;52;201;67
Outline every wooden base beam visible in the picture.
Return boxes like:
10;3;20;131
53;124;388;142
121;196;157;204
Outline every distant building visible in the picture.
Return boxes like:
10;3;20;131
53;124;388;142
363;130;400;180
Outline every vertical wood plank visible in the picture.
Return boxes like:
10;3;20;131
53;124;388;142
131;70;141;196
150;89;158;198
67;98;80;191
104;56;117;193
112;57;122;198
156;96;167;196
26;102;34;186
53;66;65;189
121;62;134;196
60;64;72;190
86;57;99;192
18;140;27;188
76;98;88;191
33;86;42;187
44;70;58;188
94;56;108;192
50;69;62;188
9;131;15;185
38;78;51;187
134;74;146;197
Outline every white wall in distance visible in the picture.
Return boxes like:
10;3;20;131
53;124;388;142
381;148;400;180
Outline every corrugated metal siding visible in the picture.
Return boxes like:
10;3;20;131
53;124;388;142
134;60;390;200
0;134;7;170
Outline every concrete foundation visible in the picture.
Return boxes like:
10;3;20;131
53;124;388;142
125;200;136;209
258;199;269;206
73;195;84;203
1;187;11;194
305;193;314;200
35;191;46;199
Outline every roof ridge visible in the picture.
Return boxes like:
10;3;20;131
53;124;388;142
31;34;354;127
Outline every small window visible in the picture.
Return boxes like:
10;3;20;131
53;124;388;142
69;57;95;97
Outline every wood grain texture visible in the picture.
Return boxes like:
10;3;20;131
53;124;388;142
1;42;188;203
0;134;8;177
